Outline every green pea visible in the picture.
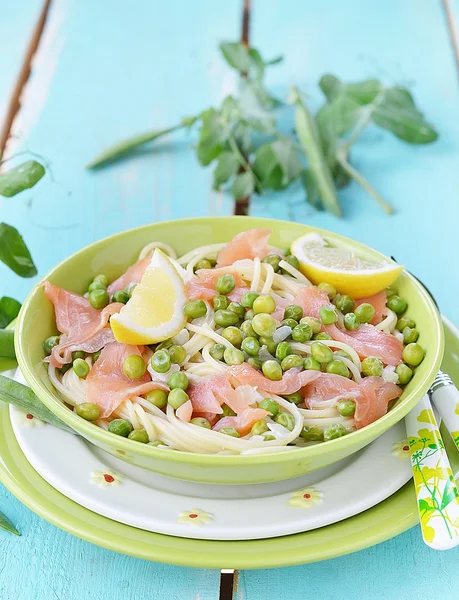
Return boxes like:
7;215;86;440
403;327;419;344
386;295;408;315
220;404;236;417
334;350;352;361
195;259;212;270
251;420;269;436
112;290;130;304
244;309;255;321
241;292;259;308
318;282;337;300
361;356;384;377
281;318;298;329
324;423;348;441
276;341;292;361
76;402;100;421
263;434;276;441
156;339;173;351
274;412;295;431
93;274;109;287
354;303;376;324
128;429;149;443
58;364;71;375
42;335;60;355
258;398;279;417
228;301;245;319
258;336;277;354
124;283;137;298
169;345;186;364
335;295;355;314
262;360;283;381
396;363;413;385
396;317;415;332
222;326;243;347
89;289;109;309
213;295;229;311
108;419;133;437
168;388;189;409
403;343;425;367
280;254;300;273
284;305;303;321
184;299;207;319
219;427;240;438
190;417;211;429
145;389;168;408
253;295;276;315
241;320;257;338
122;354;146;379
300;316;322;334
168;372;189;391
223;347;245;366
241;336;261;356
148;441;165;447
150;349;171;373
252;313;276;337
262;255;281;272
281;354;303;371
314;332;332;340
282;392;303;405
386;286;397;298
214;309;240;327
72;350;85;360
337;400;356;417
93;350;102;362
326;360;350;378
311;342;334;364
215;273;236;295
301;425;324;441
247;357;262;369
344;313;360;331
319;305;338;325
73;358;90;379
303;356;321;370
292;323;313;343
88;281;106;293
209;343;225;361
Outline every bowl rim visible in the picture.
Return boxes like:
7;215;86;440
15;215;445;467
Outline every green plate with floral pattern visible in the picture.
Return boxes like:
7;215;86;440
0;316;457;569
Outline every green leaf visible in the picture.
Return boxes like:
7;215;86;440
265;55;283;66
231;172;255;200
252;140;300;190
212;153;240;189
271;139;302;184
0;331;15;359
220;96;241;121
220;42;252;73
239;80;277;134
428;444;438;449
0;160;45;198
315;94;361;148
292;87;341;217
300;169;320;208
196;108;226;166
0;375;76;433
0;223;37;277
383;87;418;111
0;509;20;536
372;104;438;144
441;477;459;510
0;297;21;329
319;74;382;105
248;48;265;79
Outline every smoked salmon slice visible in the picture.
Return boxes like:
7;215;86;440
213;407;270;435
217;228;271;266
186;267;246;301
355;290;387;325
229;364;321;395
353;377;402;428
86;341;168;418
107;255;151;295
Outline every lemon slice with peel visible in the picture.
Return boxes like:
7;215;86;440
110;249;187;345
290;233;403;298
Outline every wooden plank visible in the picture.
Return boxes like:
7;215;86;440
248;0;459;326
3;0;240;303
0;0;46;146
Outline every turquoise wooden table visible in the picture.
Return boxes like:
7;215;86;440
1;1;459;598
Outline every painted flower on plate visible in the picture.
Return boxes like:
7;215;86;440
177;509;213;526
19;412;45;428
392;440;411;459
288;487;324;508
91;470;123;488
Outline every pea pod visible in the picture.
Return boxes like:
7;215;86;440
0;330;15;359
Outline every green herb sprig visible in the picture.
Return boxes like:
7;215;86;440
87;41;438;217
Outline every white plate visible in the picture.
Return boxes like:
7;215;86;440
10;372;413;541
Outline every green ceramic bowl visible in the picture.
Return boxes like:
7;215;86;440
15;217;444;484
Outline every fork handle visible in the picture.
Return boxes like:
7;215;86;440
430;382;459;451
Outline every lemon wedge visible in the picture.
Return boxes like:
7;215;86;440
110;249;187;345
290;233;403;298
